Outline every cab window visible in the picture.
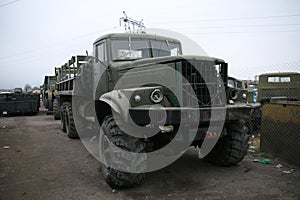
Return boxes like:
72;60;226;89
96;42;107;62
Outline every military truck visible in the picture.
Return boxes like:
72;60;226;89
51;29;260;189
0;87;39;116
41;75;56;113
227;76;248;103
257;72;300;104
228;77;260;133
54;55;86;122
228;77;256;103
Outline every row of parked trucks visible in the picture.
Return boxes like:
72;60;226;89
2;20;296;188
1;14;298;187
39;14;299;189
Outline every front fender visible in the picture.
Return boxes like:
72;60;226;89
99;90;131;122
99;86;163;122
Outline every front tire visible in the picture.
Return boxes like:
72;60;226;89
100;115;146;189
204;120;249;166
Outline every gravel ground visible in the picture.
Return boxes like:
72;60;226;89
0;111;299;200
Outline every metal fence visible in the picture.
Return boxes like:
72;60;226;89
259;102;300;166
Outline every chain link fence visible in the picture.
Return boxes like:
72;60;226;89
260;102;300;166
247;64;300;166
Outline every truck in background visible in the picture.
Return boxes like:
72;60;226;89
228;77;260;133
257;72;300;104
53;55;86;123
0;87;39;116
41;75;56;114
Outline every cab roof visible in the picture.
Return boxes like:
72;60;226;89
93;32;181;45
259;72;300;77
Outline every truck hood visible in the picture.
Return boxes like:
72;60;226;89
109;55;225;71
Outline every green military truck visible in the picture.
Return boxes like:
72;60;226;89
228;77;257;103
257;72;300;104
228;77;260;133
227;76;248;103
0;88;39;116
51;30;260;189
53;55;86;122
41;75;56;113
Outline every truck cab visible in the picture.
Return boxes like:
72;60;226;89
41;75;56;112
258;72;300;104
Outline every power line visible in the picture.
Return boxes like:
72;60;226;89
206;13;300;21
0;45;75;66
0;27;111;61
1;22;300;64
176;23;300;30
150;13;300;24
188;29;300;35
0;0;21;8
1;12;299;61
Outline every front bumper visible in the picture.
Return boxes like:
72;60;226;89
129;103;261;126
129;106;226;126
226;103;261;120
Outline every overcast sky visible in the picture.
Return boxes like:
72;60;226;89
0;0;300;89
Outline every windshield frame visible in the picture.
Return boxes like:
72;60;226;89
110;37;182;61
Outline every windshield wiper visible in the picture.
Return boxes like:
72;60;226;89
166;40;171;51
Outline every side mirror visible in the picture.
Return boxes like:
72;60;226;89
85;50;103;65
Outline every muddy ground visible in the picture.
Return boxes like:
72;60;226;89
0;111;299;200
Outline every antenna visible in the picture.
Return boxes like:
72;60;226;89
119;11;146;33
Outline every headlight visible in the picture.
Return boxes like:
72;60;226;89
134;95;141;103
150;89;163;103
242;93;247;99
229;88;238;100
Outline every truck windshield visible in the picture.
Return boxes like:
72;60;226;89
111;39;150;60
228;79;235;88
150;40;181;57
49;79;55;84
111;38;181;61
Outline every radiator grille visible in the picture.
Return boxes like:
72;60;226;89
178;60;220;107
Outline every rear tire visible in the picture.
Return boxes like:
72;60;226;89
53;99;61;120
45;99;49;109
48;100;53;111
60;103;66;132
100;115;146;189
64;102;79;139
204;120;249;166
